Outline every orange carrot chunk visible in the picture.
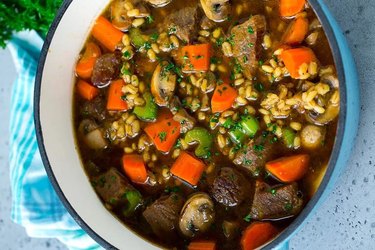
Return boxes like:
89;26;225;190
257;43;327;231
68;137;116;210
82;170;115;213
282;17;309;45
144;110;181;153
76;80;99;101
75;42;101;79
211;83;238;113
266;154;310;182
171;151;206;186
188;240;216;250
92;16;123;52
107;79;128;111
280;0;306;17
280;47;317;79
122;154;148;184
241;222;278;250
181;44;211;72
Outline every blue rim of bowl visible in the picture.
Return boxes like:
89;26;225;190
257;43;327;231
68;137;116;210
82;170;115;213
34;0;347;249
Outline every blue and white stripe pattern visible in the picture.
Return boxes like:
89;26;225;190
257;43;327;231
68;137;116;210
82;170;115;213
8;31;101;250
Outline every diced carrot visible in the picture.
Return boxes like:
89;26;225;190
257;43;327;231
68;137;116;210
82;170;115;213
282;17;309;45
280;47;317;79
280;0;306;17
170;151;206;186
181;44;211;72
211;83;238;113
241;222;278;250
107;79;128;111
266;154;310;182
122;154;148;184
75;42;101;79
76;80;99;101
92;16;123;52
188;240;216;250
144;110;181;153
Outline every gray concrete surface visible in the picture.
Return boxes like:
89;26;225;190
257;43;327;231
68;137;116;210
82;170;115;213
0;0;374;249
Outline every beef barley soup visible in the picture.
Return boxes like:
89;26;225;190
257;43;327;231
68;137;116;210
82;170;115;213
73;0;340;249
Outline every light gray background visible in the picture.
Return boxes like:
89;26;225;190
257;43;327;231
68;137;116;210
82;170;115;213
0;0;374;249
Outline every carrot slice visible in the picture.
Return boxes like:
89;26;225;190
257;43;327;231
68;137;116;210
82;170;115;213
211;83;238;113
280;0;306;17
282;17;309;45
92;16;123;52
75;42;101;79
170;151;206;186
188;240;216;250
241;222;278;250
181;44;211;72
76;80;99;101
266;154;310;182
122;154;148;184
144;110;181;153
107;79;128;111
280;47;317;79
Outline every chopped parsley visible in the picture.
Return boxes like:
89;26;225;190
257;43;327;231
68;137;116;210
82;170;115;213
216;37;225;47
284;203;293;212
168;26;177;35
254;82;264;92
253;144;264;152
164;186;181;193
158;131;167;142
247;26;254;34
150;32;159;42
247;42;254;48
145;15;154;24
243;214;252;222
226;34;235;46
123;50;131;58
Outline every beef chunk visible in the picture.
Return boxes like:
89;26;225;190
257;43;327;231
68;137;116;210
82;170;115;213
91;52;122;87
210;167;252;207
80;95;108;122
233;136;275;176
163;6;201;43
250;181;303;220
92;168;135;206
230;15;266;79
143;193;185;240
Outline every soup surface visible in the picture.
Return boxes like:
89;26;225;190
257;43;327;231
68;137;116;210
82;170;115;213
73;0;340;249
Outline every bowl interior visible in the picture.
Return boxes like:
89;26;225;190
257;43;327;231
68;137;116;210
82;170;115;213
35;0;349;249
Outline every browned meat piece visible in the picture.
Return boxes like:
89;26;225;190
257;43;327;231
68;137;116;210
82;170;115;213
169;96;196;133
233;136;275;176
250;181;303;220
143;193;185;240
92;168;135;206
163;6;201;43
91;52;122;87
230;15;266;79
210;167;252;207
80;95;108;122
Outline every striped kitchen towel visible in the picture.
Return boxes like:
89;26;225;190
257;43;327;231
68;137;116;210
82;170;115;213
7;31;101;250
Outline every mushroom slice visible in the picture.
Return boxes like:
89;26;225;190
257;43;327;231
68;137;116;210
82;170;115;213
179;193;215;238
307;90;340;126
200;0;231;22
151;61;177;106
111;0;132;31
145;0;172;8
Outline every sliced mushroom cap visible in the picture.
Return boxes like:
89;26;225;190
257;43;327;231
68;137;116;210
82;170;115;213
151;62;177;106
111;0;132;31
179;192;215;238
321;73;339;89
307;90;340;126
145;0;172;8
200;0;231;22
